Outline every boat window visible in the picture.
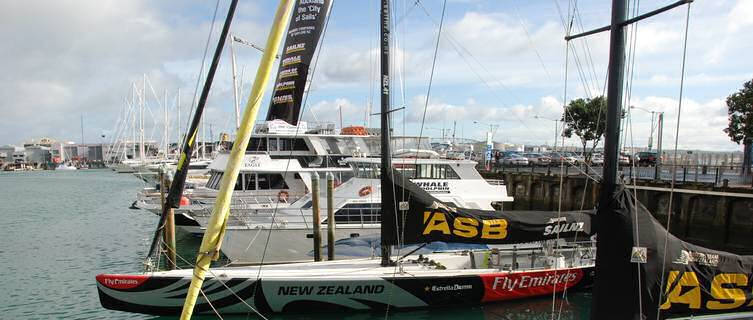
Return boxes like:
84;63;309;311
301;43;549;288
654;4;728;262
268;138;278;151
257;174;289;190
329;203;381;224
393;163;417;178
414;164;459;179
247;138;267;152
234;173;244;191
354;163;379;179
244;173;256;190
279;138;310;151
206;171;223;189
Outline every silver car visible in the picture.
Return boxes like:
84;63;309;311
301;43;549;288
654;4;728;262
502;154;529;166
523;153;552;166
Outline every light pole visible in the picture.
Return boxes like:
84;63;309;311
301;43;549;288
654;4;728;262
534;115;560;152
629;106;662;151
473;121;499;170
631;106;664;180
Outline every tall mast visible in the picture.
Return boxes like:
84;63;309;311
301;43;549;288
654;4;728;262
176;88;181;158
230;34;241;131
140;74;146;163
131;84;136;160
201;108;206;159
379;0;393;267
164;89;169;159
592;0;632;317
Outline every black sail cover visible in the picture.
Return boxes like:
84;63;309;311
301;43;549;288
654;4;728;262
265;0;331;126
382;170;595;246
596;185;753;320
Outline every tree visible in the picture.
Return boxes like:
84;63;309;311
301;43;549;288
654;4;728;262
561;96;607;161
723;79;753;176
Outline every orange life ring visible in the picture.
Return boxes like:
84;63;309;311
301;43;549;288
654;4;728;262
358;186;372;197
277;191;289;202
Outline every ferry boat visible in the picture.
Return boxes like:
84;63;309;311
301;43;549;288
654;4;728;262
134;120;388;233
184;154;513;263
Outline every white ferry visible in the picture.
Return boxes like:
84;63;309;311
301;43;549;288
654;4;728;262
187;155;513;264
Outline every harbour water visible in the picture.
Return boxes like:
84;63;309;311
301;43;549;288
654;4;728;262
0;169;591;319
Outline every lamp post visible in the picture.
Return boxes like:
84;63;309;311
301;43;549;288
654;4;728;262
534;115;560;152
629;106;662;151
630;106;664;179
473;121;499;170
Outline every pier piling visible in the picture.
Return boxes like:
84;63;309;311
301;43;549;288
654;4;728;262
160;171;176;270
327;172;335;260
311;172;322;261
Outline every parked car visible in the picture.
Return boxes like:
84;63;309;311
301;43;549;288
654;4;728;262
589;153;604;166
619;153;632;166
564;152;585;164
549;152;577;165
502;154;529;166
522;153;552;166
634;151;658;166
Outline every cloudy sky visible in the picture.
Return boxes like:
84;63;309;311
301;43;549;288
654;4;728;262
2;0;752;152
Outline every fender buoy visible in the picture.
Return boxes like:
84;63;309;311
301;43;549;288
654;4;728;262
278;191;290;202
358;186;372;197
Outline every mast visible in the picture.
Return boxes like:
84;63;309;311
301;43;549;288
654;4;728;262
176;88;181;158
164;89;169;159
201;110;206;159
230;34;241;131
379;0;393;267
80;114;84;145
178;1;295;318
131;84;136;160
140;74;146;163
592;0;634;318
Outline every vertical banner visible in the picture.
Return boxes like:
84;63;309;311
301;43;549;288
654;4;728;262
265;0;331;126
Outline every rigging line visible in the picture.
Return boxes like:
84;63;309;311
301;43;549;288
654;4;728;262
552;2;574;314
367;0;376;126
185;0;222;142
656;3;691;319
565;4;596;98
573;4;602;94
622;0;641;129
398;0;408;248
624;0;646;305
253;0;336;284
413;0;531;131
384;2;411;318
626;79;645;319
568;43;595;98
413;0;446;164
511;3;553;82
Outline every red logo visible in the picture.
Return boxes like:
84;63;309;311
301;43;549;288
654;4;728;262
480;269;583;302
96;274;148;289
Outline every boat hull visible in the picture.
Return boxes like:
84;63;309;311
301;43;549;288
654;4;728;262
96;265;594;315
